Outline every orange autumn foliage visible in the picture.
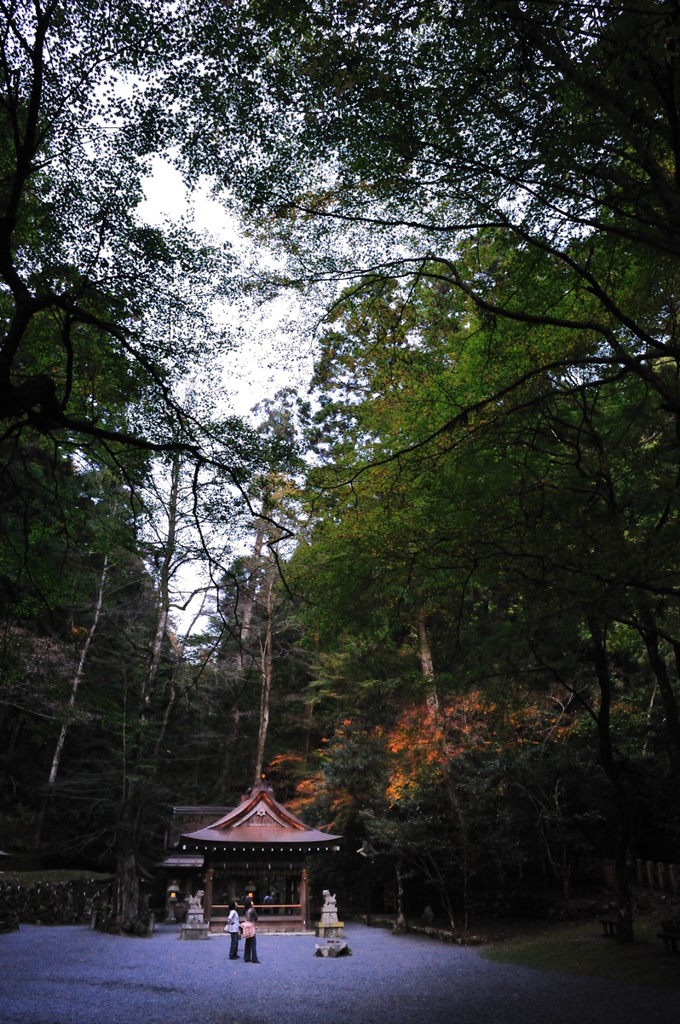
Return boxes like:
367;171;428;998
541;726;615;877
386;691;576;803
284;693;577;825
287;772;323;818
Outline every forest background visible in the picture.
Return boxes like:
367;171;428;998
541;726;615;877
2;0;680;942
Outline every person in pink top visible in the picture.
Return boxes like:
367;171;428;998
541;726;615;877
243;899;260;963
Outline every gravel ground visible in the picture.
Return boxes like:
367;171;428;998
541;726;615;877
1;922;679;1024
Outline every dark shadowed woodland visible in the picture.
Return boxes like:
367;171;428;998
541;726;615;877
1;0;680;947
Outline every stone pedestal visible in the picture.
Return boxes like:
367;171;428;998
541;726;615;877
180;922;210;939
316;922;345;938
315;939;350;957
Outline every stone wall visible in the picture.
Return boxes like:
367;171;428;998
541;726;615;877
635;859;679;895
577;857;679;895
0;878;113;931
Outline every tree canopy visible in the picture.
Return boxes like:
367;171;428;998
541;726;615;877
3;1;680;941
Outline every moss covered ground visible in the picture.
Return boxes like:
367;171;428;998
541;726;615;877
482;918;680;991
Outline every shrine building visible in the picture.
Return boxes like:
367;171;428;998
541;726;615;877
162;780;342;931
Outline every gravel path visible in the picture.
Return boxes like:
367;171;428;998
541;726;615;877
1;922;679;1024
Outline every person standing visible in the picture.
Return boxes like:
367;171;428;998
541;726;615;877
243;898;260;963
226;901;240;959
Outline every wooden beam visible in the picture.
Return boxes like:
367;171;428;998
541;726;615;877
203;867;214;923
300;866;309;930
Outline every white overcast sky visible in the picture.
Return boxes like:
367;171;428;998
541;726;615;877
138;157;311;421
137;159;312;633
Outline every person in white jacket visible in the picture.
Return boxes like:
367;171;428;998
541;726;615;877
226;901;240;959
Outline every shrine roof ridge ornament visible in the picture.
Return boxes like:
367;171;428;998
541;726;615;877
181;779;342;847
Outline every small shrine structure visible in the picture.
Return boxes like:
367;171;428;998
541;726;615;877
173;780;342;932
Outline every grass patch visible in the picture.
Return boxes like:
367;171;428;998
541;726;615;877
0;870;112;884
482;918;680;991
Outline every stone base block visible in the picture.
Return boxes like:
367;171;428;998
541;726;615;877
315;939;351;958
316;922;345;939
180;923;210;940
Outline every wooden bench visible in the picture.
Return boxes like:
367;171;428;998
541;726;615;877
657;919;680;955
598;914;620;937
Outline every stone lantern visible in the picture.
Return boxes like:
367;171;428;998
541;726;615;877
166;880;180;923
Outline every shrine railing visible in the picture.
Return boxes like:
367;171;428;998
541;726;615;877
212;903;302;914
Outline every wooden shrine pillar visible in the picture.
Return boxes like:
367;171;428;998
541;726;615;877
300;866;309;930
203;866;214;923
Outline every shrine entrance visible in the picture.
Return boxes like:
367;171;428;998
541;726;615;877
209;859;306;931
179;780;342;932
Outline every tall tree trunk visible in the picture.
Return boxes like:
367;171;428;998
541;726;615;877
394;857;407;933
0;701;9;739
49;555;109;786
416;607;439;714
34;556;108;842
364;858;372;925
445;778;468;930
254;570;274;783
114;459;180;930
237;521;265;673
642;681;657;755
115;779;141;932
303;698;314;759
637;603;680;804
153;594;207;760
588;618;634;943
113;665;142;931
0;713;23;786
143;458;180;709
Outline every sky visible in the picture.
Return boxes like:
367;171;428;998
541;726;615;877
137;159;312;633
137;157;312;420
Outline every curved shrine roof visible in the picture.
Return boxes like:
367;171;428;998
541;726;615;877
182;781;341;848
